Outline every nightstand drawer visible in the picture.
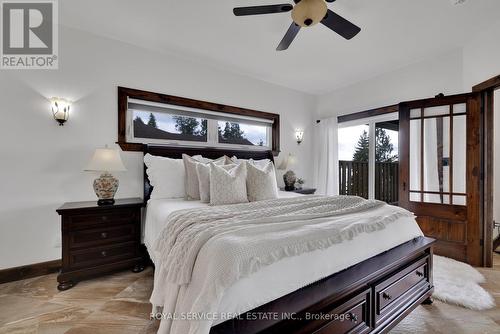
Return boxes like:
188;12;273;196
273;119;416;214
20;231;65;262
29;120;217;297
66;209;137;230
69;224;136;249
69;241;137;269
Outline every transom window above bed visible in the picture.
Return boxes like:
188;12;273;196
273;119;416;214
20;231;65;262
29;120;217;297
118;87;280;153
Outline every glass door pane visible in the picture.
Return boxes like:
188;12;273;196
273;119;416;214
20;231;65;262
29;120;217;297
408;104;467;205
338;124;370;199
375;121;399;204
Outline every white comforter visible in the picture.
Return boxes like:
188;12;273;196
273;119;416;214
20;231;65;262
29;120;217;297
145;195;423;334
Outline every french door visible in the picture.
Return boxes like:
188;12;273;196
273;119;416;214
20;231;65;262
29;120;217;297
399;93;483;266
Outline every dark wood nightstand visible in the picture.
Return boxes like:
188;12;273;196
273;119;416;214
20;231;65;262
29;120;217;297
56;198;144;290
280;188;317;195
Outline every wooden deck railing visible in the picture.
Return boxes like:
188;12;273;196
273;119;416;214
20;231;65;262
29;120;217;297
339;160;399;204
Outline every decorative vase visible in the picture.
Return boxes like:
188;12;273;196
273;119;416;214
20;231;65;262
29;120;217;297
93;173;119;205
283;170;297;191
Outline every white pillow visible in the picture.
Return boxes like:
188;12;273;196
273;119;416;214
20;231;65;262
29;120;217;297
231;156;271;169
183;154;226;200
192;155;212;164
246;161;279;202
209;162;248;205
197;163;236;203
144;154;185;200
194;155;232;164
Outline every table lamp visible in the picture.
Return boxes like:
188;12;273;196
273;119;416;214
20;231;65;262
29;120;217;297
277;153;297;191
84;146;127;205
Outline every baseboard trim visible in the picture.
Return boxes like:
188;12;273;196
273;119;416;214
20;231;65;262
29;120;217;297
0;260;61;284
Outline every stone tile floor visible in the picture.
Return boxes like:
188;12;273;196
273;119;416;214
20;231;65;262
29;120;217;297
1;254;499;334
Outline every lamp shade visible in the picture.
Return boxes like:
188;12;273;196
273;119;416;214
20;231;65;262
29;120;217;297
288;153;298;167
277;155;289;170
277;153;297;170
84;148;127;172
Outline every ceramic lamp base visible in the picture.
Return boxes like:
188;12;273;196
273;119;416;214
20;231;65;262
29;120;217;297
283;170;297;192
93;173;119;206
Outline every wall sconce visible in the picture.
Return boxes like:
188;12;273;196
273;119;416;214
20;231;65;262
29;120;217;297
50;97;71;126
295;129;304;145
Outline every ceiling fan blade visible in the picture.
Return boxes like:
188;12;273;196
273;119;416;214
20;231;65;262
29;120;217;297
233;4;293;16
276;23;300;51
321;9;361;40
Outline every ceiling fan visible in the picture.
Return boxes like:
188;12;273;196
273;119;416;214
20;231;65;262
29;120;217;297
233;0;361;51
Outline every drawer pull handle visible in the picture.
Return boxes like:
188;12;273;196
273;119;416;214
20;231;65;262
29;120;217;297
416;271;424;277
101;232;108;239
348;312;358;323
382;292;392;300
101;251;107;257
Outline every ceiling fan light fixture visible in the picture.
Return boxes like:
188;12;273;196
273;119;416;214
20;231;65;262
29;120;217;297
291;0;327;27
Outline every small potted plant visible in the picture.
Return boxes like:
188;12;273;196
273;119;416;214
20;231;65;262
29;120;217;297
295;178;305;190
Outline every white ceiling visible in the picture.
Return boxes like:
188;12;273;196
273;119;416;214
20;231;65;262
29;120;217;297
60;0;500;95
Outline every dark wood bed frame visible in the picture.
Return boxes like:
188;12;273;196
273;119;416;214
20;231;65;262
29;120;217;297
143;144;435;334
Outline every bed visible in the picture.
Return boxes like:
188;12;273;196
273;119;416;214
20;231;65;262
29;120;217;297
142;145;435;334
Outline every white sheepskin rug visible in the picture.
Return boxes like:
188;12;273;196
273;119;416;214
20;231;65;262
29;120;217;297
433;255;495;310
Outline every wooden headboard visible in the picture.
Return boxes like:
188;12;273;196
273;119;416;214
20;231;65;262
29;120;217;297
143;144;275;203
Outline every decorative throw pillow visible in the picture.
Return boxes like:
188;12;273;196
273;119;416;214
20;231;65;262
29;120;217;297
197;163;236;203
209;162;248;205
246;161;279;202
231;156;271;169
182;154;226;200
193;155;231;164
144;154;185;200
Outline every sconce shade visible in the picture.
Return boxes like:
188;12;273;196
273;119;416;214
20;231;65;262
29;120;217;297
85;148;127;172
50;98;71;126
295;129;304;144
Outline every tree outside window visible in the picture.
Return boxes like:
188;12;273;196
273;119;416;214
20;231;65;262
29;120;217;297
352;128;398;163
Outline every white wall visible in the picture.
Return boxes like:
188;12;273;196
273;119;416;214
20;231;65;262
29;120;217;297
316;49;464;118
463;19;500;90
0;27;316;269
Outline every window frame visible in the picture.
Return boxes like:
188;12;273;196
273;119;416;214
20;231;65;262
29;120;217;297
117;87;280;154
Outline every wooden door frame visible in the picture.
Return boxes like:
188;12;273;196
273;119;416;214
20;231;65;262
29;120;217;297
473;74;500;267
398;93;483;266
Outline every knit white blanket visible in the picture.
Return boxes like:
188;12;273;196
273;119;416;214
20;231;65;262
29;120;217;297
150;196;414;329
